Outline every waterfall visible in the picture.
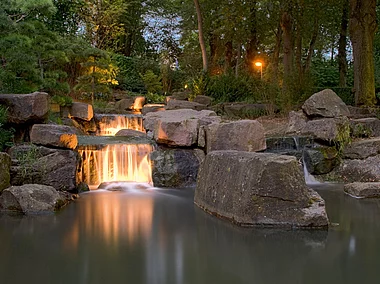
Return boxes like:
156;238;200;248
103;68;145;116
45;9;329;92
78;143;154;189
97;114;144;136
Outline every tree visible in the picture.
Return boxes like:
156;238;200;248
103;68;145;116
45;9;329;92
193;0;208;72
349;0;377;106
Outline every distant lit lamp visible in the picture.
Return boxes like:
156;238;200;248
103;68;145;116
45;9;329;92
254;61;263;79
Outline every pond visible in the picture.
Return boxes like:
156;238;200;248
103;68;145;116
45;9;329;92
0;183;378;284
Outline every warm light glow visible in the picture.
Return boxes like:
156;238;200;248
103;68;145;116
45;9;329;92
254;61;263;67
97;115;144;136
78;144;153;188
184;84;188;89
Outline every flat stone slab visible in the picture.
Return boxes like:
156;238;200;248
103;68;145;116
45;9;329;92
344;182;380;198
30;124;78;150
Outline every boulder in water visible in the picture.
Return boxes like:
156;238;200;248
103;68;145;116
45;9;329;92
115;129;147;138
0;184;72;214
195;151;329;228
150;148;205;188
344;182;380;198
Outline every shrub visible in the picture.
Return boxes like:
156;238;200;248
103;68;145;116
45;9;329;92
0;106;14;151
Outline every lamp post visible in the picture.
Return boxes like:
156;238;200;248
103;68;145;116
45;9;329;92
254;61;263;79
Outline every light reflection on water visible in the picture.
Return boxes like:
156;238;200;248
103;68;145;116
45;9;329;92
0;184;379;284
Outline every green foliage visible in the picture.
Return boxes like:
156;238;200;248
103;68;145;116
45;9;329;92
51;95;73;107
16;144;43;180
140;70;163;94
333;121;352;158
145;92;166;104
0;106;14;151
190;73;209;100
351;123;372;138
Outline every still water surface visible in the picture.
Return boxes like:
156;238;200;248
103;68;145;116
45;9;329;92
0;184;379;284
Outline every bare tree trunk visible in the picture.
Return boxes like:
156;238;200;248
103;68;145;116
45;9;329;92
303;18;319;74
209;32;218;75
271;21;282;84
338;0;349;87
193;0;208;73
235;44;241;77
281;10;294;91
224;40;233;74
349;0;377;106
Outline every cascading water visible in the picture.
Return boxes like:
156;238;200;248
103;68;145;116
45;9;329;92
78;114;153;189
97;114;144;136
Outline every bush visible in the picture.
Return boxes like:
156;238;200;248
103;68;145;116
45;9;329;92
145;92;166;104
0;106;14;151
51;95;73;107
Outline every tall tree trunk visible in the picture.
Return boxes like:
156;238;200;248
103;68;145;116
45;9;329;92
209;32;219;75
349;0;377;106
224;40;233;74
245;1;258;73
303;17;319;74
338;0;349;88
271;21;282;84
193;0;208;73
281;10;294;92
235;44;241;77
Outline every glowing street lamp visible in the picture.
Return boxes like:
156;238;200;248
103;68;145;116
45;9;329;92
254;61;263;79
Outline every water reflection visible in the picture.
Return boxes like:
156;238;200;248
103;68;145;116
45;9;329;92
0;185;379;284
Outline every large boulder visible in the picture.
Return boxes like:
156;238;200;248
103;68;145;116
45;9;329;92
302;89;350;118
70;102;93;121
301;117;349;142
9;145;78;192
286;111;308;134
205;120;266;153
0;92;49;124
221;103;277;118
150;148;205;188
165;100;208;111
344;182;380;198
30;124;78;150
0;152;11;192
144;109;221;147
195;151;328;228
0;184;71;214
343;138;380;159
327;154;380;183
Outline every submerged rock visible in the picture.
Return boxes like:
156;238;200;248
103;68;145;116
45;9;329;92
0;184;72;214
195;151;329;229
30;124;78;150
150;148;205;188
302;89;350;118
344;182;380;198
0;152;11;192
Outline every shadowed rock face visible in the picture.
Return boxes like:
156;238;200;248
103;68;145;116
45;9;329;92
9;145;78;192
195;151;329;229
